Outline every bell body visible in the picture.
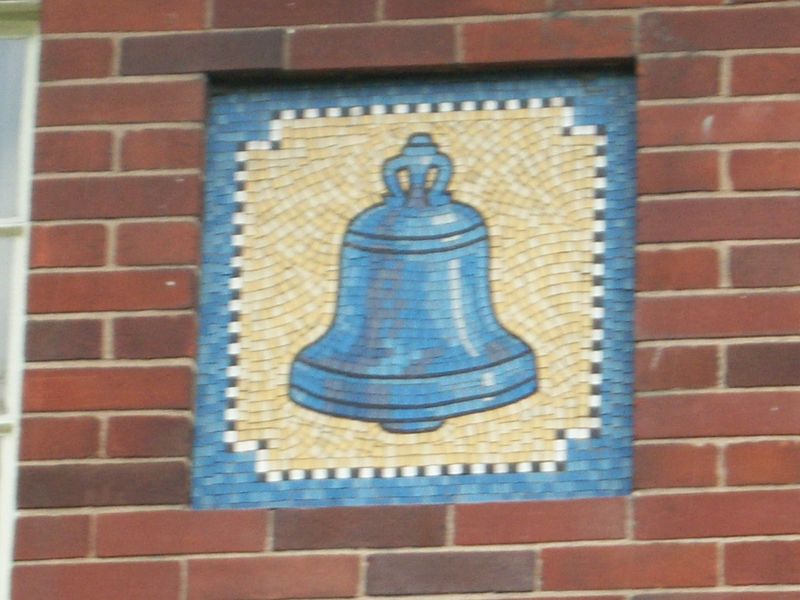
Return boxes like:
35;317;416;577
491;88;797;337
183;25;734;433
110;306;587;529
289;134;537;433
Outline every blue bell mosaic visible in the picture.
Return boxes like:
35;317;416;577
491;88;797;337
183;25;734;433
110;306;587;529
290;133;537;433
194;71;637;509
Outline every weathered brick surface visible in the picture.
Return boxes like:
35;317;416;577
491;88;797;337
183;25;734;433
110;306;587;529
635;346;718;391
13;561;181;600
116;221;200;266
726;441;800;485
732;54;800;95
29;224;106;268
42;0;205;32
455;498;625;545
731;243;800;287
34;131;112;173
96;510;267;556
17;461;189;508
367;551;535;595
113;315;197;359
188;555;360;600
637;248;719;291
634;443;717;489
638;56;719;99
731;149;800;191
385;0;548;19
638;151;718;194
19;416;100;460
39;38;114;81
274;505;446;550
725;541;800;585
106;415;192;458
25;319;103;361
214;0;376;27
121;129;204;171
14;515;91;560
727;343;800;387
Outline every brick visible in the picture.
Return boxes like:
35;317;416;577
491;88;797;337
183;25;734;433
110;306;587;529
731;243;800;287
13;561;181;600
455;497;625;545
641;7;800;52
106;415;192;458
188;555;359;600
27;269;195;313
637;391;800;439
274;505;446;550
638;197;800;243
635;346;718;391
24;367;192;411
42;0;204;32
463;16;633;65
727;343;800;387
726;541;800;585
19;416;100;460
33;175;202;220
731;149;800;191
34;131;112;173
556;0;720;8
635;490;800;539
17;461;189;508
291;25;456;71
97;510;267;556
637;293;800;340
30;224;106;268
37;80;205;126
634;594;800;600
214;0;375;27
25;319;103;361
14;515;90;560
638;151;718;194
726;441;800;485
732;54;800;95
634;443;717;489
385;0;547;19
120;30;283;76
638;56;720;100
39;38;114;81
541;543;716;590
637;248;719;291
639;101;800;147
114;315;196;359
116;221;199;266
367;551;535;595
121;129;204;171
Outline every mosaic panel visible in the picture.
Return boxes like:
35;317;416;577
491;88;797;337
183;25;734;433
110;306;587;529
195;72;636;508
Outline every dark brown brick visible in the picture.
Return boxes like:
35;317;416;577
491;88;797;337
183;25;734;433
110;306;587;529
121;30;283;76
35;131;112;173
25;319;103;361
13;561;181;600
17;461;189;508
636;490;800;539
731;149;800;191
726;441;800;485
33;175;202;220
732;54;800;95
634;443;718;489
726;541;800;585
214;0;376;27
40;38;114;81
188;555;359;600
24;367;193;411
27;269;195;313
97;510;267;556
116;221;199;266
455;498;625;545
14;515;91;561
106;415;192;458
114;315;196;359
275;505;446;550
42;0;204;32
367;551;535;595
641;7;800;52
637;248;719;291
636;391;800;439
731;243;800;287
638;151;718;194
19;416;100;460
727;343;800;387
556;0;720;6
291;25;456;71
635;345;718;392
385;0;547;19
638;56;720;100
463;16;634;64
121;129;204;171
37;80;205;127
30;224;107;268
638;197;800;243
541;543;716;590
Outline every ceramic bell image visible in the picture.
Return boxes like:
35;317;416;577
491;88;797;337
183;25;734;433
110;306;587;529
289;133;538;433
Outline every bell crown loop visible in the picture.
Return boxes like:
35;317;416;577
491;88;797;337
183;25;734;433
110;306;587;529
383;133;453;208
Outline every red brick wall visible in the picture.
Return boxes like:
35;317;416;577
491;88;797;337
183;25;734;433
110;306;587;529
13;0;800;598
